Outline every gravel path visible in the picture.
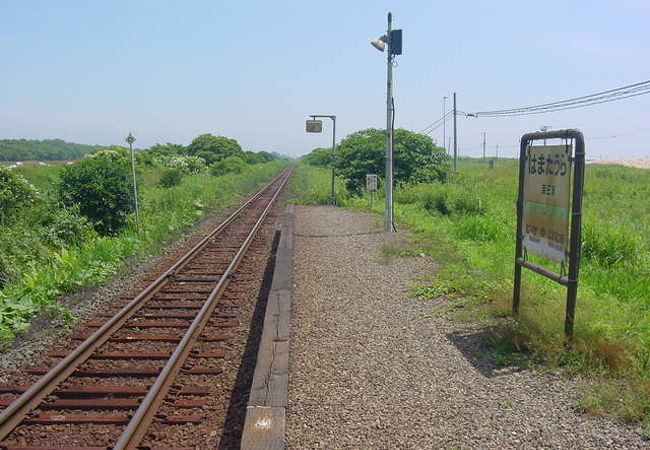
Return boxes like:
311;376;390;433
286;205;647;449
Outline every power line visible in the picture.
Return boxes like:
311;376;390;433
466;79;650;118
419;110;454;134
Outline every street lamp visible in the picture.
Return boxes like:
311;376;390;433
371;12;402;233
125;132;140;229
306;114;336;204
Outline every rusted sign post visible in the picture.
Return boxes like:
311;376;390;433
513;129;585;343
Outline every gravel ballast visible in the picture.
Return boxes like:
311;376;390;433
286;205;647;449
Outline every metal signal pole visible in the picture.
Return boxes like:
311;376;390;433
125;132;140;229
443;96;448;152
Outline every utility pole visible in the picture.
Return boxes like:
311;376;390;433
443;96;448;152
447;137;451;156
482;132;486;162
496;144;499;159
384;13;394;232
371;12;402;233
453;92;458;171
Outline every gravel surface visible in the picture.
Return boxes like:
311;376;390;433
286;205;648;449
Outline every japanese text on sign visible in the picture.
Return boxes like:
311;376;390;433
522;144;572;263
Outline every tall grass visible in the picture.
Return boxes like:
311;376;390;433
0;161;288;344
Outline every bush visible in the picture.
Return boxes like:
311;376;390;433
210;156;247;176
419;184;485;216
58;152;135;235
163;155;206;174
0;166;38;225
0;226;48;287
40;204;96;247
158;168;183;188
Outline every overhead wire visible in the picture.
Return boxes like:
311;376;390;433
420;110;454;134
467;79;650;118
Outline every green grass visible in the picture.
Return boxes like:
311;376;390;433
291;160;650;429
0;161;288;345
13;164;65;192
288;164;351;205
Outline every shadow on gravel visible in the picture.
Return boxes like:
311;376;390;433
446;329;524;378
218;229;281;449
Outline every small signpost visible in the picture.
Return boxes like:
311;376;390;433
513;129;585;343
366;174;378;208
305;120;323;133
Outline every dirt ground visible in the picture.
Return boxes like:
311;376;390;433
587;158;650;169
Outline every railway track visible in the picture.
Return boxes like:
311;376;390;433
0;166;293;449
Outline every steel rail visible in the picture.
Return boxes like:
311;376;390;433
113;166;292;449
0;167;291;442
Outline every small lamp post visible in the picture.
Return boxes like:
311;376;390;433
125;132;140;229
306;114;336;204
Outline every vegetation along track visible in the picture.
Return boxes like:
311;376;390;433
0;166;293;449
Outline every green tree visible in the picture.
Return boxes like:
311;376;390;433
187;134;243;165
58;151;135;235
210;156;247;176
242;150;276;164
336;128;451;194
302;147;333;167
0;138;99;161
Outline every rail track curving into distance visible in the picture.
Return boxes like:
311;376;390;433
0;166;293;449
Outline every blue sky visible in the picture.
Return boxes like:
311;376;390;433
1;0;649;158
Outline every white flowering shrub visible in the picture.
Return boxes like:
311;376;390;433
163;155;207;174
0;167;39;224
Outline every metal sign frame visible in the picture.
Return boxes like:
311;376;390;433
512;129;585;342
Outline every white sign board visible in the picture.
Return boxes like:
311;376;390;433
522;144;572;263
366;174;378;193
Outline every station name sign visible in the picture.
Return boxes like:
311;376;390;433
522;144;572;263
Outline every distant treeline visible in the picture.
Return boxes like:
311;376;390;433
0;139;99;161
